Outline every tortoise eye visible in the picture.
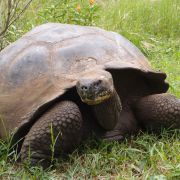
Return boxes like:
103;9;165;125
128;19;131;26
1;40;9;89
98;80;102;84
94;80;102;87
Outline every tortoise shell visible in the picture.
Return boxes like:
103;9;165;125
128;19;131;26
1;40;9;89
0;23;168;139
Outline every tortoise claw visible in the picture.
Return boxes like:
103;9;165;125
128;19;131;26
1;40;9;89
101;130;124;142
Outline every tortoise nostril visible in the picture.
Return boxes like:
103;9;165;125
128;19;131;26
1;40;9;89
81;85;88;91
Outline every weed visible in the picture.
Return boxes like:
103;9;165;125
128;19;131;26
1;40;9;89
0;0;179;179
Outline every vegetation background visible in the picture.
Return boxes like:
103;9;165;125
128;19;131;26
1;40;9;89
0;0;179;179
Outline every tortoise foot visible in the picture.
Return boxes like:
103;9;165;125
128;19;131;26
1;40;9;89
20;101;83;168
134;93;180;131
101;130;124;142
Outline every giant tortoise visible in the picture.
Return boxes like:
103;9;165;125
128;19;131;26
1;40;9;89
0;23;179;167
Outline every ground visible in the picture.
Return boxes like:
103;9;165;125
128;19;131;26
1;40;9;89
0;0;179;179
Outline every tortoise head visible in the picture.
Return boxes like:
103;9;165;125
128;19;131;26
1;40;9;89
76;70;114;105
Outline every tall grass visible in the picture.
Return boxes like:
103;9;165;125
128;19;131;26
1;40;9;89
0;0;180;179
99;0;180;38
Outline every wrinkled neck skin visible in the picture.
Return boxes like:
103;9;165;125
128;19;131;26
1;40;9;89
92;89;122;130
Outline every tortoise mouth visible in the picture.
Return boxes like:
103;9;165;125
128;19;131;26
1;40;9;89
80;90;112;105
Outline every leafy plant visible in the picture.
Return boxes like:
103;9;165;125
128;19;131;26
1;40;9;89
38;0;100;26
0;0;33;50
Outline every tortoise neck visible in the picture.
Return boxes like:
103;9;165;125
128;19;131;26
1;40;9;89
92;89;122;130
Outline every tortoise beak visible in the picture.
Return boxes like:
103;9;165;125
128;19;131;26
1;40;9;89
80;93;112;105
76;80;113;105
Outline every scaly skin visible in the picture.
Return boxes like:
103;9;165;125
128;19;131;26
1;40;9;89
20;101;83;168
134;93;180;131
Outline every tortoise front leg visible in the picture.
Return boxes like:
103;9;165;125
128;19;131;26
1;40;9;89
92;90;122;130
134;93;180;131
91;89;130;141
20;101;83;168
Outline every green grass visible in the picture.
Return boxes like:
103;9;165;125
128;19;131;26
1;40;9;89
0;0;180;179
